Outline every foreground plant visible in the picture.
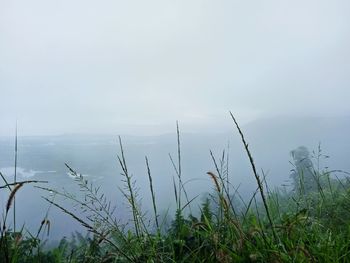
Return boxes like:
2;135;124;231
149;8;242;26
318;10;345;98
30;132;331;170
2;114;350;262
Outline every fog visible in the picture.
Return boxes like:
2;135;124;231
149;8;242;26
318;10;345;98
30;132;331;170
1;0;350;136
1;1;350;241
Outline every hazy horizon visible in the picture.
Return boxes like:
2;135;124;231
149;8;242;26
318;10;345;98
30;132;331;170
1;0;350;136
0;114;349;138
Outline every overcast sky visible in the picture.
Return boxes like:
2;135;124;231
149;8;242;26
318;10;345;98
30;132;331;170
1;0;350;136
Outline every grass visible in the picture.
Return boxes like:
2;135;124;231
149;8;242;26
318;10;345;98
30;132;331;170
1;113;350;262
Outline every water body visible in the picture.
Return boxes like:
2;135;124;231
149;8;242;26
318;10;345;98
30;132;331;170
0;116;349;241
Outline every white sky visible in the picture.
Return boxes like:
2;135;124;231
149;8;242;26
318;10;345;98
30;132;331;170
1;0;350;135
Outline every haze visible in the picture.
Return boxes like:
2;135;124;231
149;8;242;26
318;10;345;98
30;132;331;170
1;0;350;136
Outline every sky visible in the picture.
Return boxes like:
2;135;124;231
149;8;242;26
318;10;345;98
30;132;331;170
1;0;350;136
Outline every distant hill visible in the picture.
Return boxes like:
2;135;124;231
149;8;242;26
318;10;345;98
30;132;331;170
0;115;349;240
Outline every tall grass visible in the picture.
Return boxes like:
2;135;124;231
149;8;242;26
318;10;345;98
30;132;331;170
13;122;18;233
1;114;350;262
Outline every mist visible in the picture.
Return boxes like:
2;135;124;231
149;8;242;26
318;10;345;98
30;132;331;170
1;0;350;257
1;0;350;136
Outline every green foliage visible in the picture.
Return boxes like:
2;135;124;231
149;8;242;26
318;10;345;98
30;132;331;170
2;118;350;262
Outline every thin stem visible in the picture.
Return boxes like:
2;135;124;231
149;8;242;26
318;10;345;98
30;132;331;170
176;121;182;211
145;156;159;230
13;122;18;233
229;112;277;241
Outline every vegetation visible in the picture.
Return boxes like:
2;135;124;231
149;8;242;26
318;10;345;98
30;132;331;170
1;114;350;262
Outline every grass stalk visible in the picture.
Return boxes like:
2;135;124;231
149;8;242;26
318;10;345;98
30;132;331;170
145;157;159;231
229;112;277;241
13;123;18;233
117;136;141;238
